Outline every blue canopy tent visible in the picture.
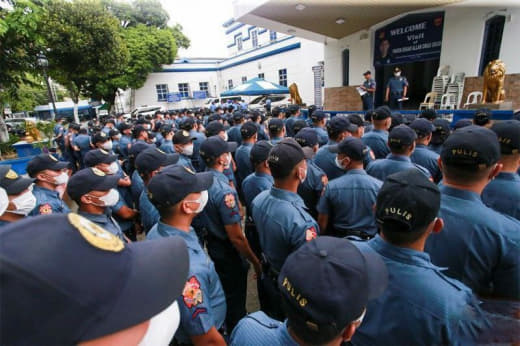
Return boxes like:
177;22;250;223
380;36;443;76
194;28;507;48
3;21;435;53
220;77;289;96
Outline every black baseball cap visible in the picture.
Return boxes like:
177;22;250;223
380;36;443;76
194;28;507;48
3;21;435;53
118;122;132;131
490;120;520;155
347;114;364;127
148;165;213;208
135;148;180;175
83;149;118;167
453;119;472;131
441;125;500;168
363;70;372;75
295;128;318;148
0;168;34;195
180;117;195;130
26;154;69;177
271;107;281;117
403;113;416;125
372;106;391;121
233;112;244;122
206;121;225;137
200;136;237;161
474;108;492;126
173;130;195;145
240;122;258;139
128;141;153;158
279;237;387;332
376;169;440;232
0;213;188;345
327;116;357;134
390;112;404;129
108;129;120;137
0;165;11;184
208;114;221;122
268;138;305;177
431;119;451;145
268;118;284;132
329;137;368;161
92;131;110;145
419;109;437;121
288;104;300;115
132;125;148;138
410;118;435;138
292;119;309;135
310;111;327;122
388;125;417;148
67;167;120;201
250;140;274;165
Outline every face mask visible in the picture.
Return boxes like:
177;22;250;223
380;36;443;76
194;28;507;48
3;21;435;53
139;301;180;346
10;190;37;215
298;167;307;184
88;189;119;207
223;153;232;169
222;132;229;142
54;172;69;185
107;161;119;175
102;140;113;151
394;72;401;77
335;156;346;170
186;190;208;214
182;144;194;156
0;187;8;215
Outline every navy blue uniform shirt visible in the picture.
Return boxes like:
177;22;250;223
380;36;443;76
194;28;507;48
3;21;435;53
411;144;442;182
241;172;274;211
367;154;431;182
314;140;344;181
362;129;389;159
482;172;520;221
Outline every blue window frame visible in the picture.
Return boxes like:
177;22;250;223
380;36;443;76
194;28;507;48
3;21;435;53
178;83;189;98
278;68;287;87
156;84;168;101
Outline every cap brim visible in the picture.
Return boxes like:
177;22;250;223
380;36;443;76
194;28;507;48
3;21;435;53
49;161;70;171
89;174;120;194
360;250;388;300
192;172;214;192
164;153;180;166
226;142;238;153
4;177;34;195
101;154;118;164
80;236;189;342
347;124;358;133
328;144;340;154
301;147;315;160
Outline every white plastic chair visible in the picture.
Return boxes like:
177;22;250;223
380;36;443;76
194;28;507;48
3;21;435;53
440;93;457;110
419;92;437;110
463;91;482;108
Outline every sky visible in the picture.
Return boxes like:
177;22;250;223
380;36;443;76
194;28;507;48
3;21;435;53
160;0;235;59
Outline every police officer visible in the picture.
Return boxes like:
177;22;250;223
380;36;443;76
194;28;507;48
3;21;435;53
317;137;382;238
230;236;388;345
367;125;431;181
67;167;124;240
429;118;451;154
419;108;437;122
146;165;227;345
173;130;197;171
251;138;319;320
425;126;520;299
473;108;492;128
53;118;66;156
410;118;442;182
158;125;175;153
135;148;179;233
310;110;329;146
26;154;70;216
118;122;133;159
361;70;376;111
385;67;408;110
72;127;92;169
204;122;239;191
0;168;35;226
109;129;121;156
180;117;206;172
294;128;327;220
353;169;488;345
227;112;245;144
284;105;301;138
235;122;258;190
314;116;358;181
481;120;520;220
267;118;285;144
362;106;392;159
348;113;375;168
199;136;261;331
0;213;189;345
248;111;268;141
91;131;114;152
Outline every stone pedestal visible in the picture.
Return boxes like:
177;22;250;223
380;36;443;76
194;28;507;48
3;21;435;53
466;101;513;110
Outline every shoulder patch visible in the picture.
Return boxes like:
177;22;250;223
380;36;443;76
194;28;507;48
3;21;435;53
224;193;236;209
68;213;124;252
305;226;318;242
182;276;203;309
39;203;53;215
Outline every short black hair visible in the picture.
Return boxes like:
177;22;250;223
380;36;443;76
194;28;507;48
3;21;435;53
379;221;429;246
441;163;493;185
389;142;412;155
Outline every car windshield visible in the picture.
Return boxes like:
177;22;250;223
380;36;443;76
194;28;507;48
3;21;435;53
249;96;266;104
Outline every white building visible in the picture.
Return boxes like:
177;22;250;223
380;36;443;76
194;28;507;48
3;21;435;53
133;20;324;110
233;0;520;110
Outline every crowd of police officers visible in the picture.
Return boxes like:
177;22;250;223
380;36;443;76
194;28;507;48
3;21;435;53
0;102;519;345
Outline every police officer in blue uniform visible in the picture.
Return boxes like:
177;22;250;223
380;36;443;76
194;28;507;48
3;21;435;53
26;154;70;216
385;67;408;110
158;126;175;153
67;167;124;240
72;128;91;169
227;112;245;144
0;212;189;345
234;122;258;191
118;122;133;160
482;120;520;220
109;129;121;156
425;126;520;299
310;110;329;146
0;168;35;226
180;117;207;172
173;130;197;171
347;113;375;168
361;70;376;111
146;165;228;345
199;136;261;331
410;118;442;182
314;116;358;181
429;118;451;154
230;236;388;345
362;106;391;159
367;125;431;181
267;118;285;145
353;169;488;345
284;105;301;138
251;138;319;320
294;128;327;220
317;137;382;238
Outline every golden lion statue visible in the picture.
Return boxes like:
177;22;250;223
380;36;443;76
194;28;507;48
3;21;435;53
482;59;506;103
289;83;303;105
24;120;42;143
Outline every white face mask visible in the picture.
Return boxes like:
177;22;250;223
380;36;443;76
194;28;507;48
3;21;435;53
182;144;194;157
102;140;113;151
222;132;229;142
52;171;69;185
139;301;180;346
107;161;119;175
186;190;208;214
223;153;232;169
394;72;401;77
335;156;346;170
0;187;9;215
88;189;119;207
298;167;307;184
10;190;37;215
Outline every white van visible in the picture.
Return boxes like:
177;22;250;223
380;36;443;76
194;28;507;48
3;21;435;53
248;94;291;111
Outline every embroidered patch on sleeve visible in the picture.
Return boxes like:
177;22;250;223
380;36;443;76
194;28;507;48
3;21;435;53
182;276;203;309
224;193;236;209
39;203;53;215
305;226;318;242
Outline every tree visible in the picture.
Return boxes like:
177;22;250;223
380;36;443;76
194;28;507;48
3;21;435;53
0;74;49;112
41;0;128;122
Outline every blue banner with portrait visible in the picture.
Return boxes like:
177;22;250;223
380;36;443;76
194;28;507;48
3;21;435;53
374;11;444;66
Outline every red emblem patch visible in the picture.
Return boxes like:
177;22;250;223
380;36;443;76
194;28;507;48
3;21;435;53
39;203;52;215
224;193;236;209
305;226;318;242
182;276;203;309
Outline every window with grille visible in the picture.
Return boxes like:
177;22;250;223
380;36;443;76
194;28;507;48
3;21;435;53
241;76;247;84
178;83;189;98
269;31;277;41
236;36;243;51
155;84;168;101
251;30;258;48
228;79;233;90
258;73;265;79
278;69;287;87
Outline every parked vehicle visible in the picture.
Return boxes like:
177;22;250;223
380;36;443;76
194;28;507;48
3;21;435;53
247;94;291;111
